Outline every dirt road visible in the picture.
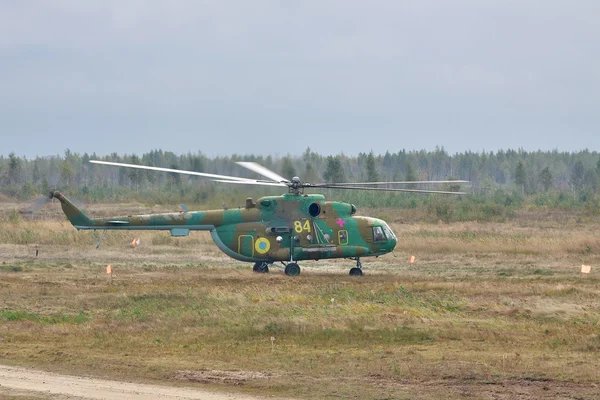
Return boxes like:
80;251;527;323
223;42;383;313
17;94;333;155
0;365;278;400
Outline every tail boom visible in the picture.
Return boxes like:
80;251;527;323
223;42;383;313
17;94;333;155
50;191;258;232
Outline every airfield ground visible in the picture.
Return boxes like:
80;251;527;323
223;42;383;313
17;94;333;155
1;202;600;399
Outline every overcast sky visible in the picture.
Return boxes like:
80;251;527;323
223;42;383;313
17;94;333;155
1;0;599;159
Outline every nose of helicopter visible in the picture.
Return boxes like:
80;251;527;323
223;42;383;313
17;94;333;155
383;222;397;251
373;218;397;252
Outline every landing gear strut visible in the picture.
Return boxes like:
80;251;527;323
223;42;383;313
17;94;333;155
284;235;301;276
253;262;269;273
349;258;363;276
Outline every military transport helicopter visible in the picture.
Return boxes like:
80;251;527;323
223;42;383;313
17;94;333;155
50;160;467;276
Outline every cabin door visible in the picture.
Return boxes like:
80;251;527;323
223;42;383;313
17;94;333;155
237;234;254;258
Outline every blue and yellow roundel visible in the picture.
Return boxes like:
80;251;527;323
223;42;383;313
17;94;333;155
255;238;271;254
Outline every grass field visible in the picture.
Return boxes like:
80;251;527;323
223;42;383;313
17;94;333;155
1;201;600;399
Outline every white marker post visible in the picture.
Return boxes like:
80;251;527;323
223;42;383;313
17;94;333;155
581;264;591;274
106;264;113;285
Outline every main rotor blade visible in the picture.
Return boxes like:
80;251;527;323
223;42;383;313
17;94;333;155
311;180;469;186
236;162;290;183
212;179;287;187
90;160;253;182
309;184;467;195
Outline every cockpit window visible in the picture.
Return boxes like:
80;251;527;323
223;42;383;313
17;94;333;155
373;226;386;243
382;225;396;240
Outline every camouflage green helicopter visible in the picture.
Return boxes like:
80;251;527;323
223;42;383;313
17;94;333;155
50;160;466;276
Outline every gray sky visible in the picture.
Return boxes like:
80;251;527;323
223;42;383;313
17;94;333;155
1;0;599;158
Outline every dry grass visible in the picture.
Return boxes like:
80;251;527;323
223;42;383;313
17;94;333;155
0;392;48;400
1;202;600;399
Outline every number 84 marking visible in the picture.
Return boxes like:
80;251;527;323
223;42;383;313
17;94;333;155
294;220;311;233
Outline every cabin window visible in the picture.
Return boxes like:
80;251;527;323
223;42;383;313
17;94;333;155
373;226;386;243
338;230;348;245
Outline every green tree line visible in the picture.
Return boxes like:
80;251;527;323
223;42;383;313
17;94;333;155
2;147;600;221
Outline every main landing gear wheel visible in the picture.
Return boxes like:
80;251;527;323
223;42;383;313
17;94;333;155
253;262;269;273
284;263;301;276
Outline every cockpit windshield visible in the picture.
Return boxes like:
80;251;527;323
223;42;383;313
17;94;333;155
382;224;396;240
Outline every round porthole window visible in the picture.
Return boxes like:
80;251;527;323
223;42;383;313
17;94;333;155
308;202;321;217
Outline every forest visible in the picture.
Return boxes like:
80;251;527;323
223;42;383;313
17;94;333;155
1;147;600;222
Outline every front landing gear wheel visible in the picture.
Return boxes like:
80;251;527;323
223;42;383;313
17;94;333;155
253;262;269;273
349;257;363;276
284;263;301;276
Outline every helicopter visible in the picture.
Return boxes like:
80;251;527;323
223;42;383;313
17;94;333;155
50;160;467;276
